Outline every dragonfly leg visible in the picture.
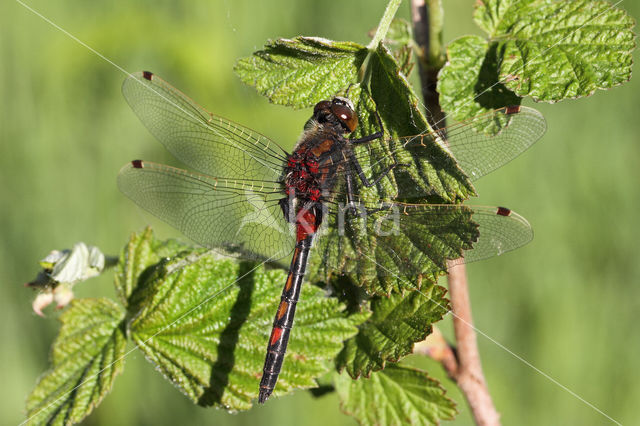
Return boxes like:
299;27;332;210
349;106;385;145
347;108;409;187
349;150;409;188
279;197;294;223
350;131;383;144
343;166;362;216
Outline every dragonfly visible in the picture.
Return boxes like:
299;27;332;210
117;71;546;403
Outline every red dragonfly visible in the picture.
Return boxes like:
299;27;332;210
118;71;546;403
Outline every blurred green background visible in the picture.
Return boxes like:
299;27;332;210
2;0;638;424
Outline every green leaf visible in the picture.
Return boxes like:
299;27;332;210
337;285;449;377
234;37;367;108
340;51;478;294
495;0;635;101
312;204;479;296
473;0;539;36
376;18;415;76
114;227;159;305
26;298;126;425
383;18;414;48
355;44;475;203
114;227;192;306
438;35;521;126
335;364;456;425
128;252;366;411
442;1;635;121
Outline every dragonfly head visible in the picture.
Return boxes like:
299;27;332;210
312;97;358;134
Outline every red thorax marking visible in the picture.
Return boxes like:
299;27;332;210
306;160;319;174
309;188;320;201
286;150;324;202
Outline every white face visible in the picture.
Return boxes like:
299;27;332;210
333;96;355;112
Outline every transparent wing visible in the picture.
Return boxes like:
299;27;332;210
338;106;546;200
118;160;294;261
315;204;532;280
450;205;532;263
442;106;546;181
122;71;287;183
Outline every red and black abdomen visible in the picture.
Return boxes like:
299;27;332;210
259;133;345;403
258;233;313;403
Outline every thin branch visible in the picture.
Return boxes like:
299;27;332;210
413;326;458;380
447;261;501;426
411;1;501;424
411;0;445;130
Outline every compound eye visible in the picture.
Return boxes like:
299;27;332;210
313;100;332;115
331;103;358;132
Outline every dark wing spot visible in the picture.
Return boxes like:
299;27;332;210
142;71;153;80
131;159;144;169
496;206;511;216
505;105;521;115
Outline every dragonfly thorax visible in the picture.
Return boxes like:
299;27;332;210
283;97;358;206
284;151;321;201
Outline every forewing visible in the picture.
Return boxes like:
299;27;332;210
122;71;287;183
443;106;546;181
335;106;545;201
118;161;294;261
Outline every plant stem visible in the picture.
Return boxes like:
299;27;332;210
447;262;501;426
368;0;404;49
411;1;501;424
105;255;119;268
413;326;458;379
411;0;445;130
361;0;403;91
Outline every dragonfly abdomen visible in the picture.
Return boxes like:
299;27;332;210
258;232;314;403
